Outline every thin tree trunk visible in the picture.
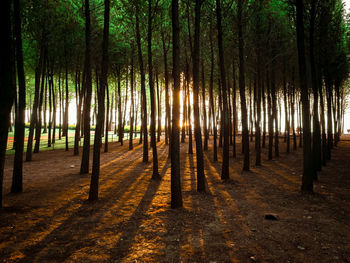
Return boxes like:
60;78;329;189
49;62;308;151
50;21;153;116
104;83;109;152
202;61;208;151
135;3;148;162
80;0;93;174
52;74;57;144
255;62;262;166
267;69;273;160
326;79;333;160
117;69;123;145
271;70;279;157
161;31;171;147
309;0;321;174
74;69;82;155
58;72;62;140
34;49;47;153
89;0;110;201
209;22;217;161
148;0;160;180
232;58;237;157
43;74;47;134
193;0;205;190
291;68;297;150
64;62;69;151
47;68;52;147
156;69;161;142
129;51;135;150
238;0;249;171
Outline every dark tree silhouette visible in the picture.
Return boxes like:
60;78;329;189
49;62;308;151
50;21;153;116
170;0;183;209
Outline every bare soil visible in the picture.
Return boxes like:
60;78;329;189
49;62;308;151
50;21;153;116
0;135;349;263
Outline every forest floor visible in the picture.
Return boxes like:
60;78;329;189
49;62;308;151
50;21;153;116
0;135;349;263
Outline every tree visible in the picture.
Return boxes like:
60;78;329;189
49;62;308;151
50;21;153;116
11;0;26;193
193;0;206;191
135;0;148;163
129;49;135;150
238;0;249;171
171;0;183;209
0;0;15;207
80;0;93;175
89;0;110;201
148;0;160;180
216;0;230;180
296;0;314;192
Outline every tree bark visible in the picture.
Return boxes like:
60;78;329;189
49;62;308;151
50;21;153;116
171;0;183;208
238;0;250;171
0;0;15;207
193;0;205;191
296;0;314;192
80;0;93;174
148;0;160;180
12;0;26;193
89;0;110;201
135;1;148;162
129;51;135;150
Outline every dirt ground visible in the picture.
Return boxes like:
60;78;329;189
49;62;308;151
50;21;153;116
0;135;349;263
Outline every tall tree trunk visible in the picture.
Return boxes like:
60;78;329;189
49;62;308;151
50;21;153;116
255;62;262;166
122;74;128;138
0;0;15;207
238;0;249;171
43;74;48;134
171;0;183;208
104;83;109;152
202;61;208;151
12;0;26;193
181;80;187;143
34;49;47;153
319;84;326;165
262;70;266;149
161;31;171;146
64;62;69;151
218;79;223;148
47;69;52;147
52;74;57;144
89;0;109;201
80;0;93;174
271;69;279;157
291;68;297;150
148;0;160;180
296;0;313;192
129;51;135;150
74;69;83;155
209;23;217;161
156;69;161;142
117;69;123;145
232;58;237;157
267;69;273;160
309;0;321;174
283;64;290;153
58;72;62;140
217;0;230;178
249;81;253;142
325;79;333;160
135;2;148;162
193;0;205;190
186;68;193;155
